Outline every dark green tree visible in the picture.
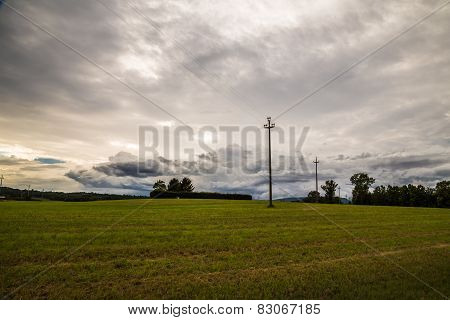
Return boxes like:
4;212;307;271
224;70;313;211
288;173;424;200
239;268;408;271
180;177;195;192
386;185;401;206
372;185;387;205
412;185;426;207
425;187;436;207
304;191;321;203
399;185;411;207
321;180;338;203
435;180;450;208
167;178;181;192
350;173;375;205
152;180;166;192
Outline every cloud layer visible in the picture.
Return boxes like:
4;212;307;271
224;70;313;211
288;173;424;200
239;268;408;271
0;0;449;197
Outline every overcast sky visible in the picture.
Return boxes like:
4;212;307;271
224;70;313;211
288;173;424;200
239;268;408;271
0;0;449;199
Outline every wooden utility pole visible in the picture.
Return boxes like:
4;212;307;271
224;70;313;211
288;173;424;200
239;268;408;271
338;186;341;204
0;175;4;187
313;157;319;202
264;117;275;208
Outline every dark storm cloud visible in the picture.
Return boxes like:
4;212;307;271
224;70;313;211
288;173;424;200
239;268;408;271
434;168;450;177
65;169;151;191
63;147;313;196
2;0;448;126
0;0;126;113
93;162;162;178
369;155;448;171
397;175;447;185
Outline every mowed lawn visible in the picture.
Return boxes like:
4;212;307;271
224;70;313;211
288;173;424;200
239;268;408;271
0;199;449;299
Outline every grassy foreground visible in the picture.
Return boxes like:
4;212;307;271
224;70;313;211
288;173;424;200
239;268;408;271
0;199;449;299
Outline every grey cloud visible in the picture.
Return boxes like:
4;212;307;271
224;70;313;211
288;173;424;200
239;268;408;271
20;164;65;171
351;152;374;160
334;153;375;161
369;155;448;171
1;1;449;197
34;157;65;164
0;155;30;166
65;169;152;192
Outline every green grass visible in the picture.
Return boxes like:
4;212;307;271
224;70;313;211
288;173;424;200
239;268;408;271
0;199;449;299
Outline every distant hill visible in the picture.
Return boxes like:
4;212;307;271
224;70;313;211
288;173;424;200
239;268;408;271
275;197;305;202
275;196;351;204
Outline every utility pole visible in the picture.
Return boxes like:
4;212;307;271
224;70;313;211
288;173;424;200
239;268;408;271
313;156;319;202
338;186;341;204
0;175;3;197
264;117;275;208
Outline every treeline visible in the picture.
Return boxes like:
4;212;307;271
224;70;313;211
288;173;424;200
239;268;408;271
150;191;252;200
0;187;147;202
151;177;252;200
303;173;450;208
350;173;449;208
369;182;449;207
153;177;194;193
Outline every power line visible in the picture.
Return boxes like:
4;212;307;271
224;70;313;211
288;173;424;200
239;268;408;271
95;0;260;122
274;1;450;121
122;0;261;120
3;1;189;127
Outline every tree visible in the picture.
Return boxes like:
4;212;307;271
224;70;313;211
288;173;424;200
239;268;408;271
372;185;387;206
152;180;166;192
304;191;321;203
350;173;375;205
412;185;427;207
399;185;411;207
167;178;181;192
321;180;338;203
435;180;450;208
425;187;436;207
386;185;401;206
180;177;194;192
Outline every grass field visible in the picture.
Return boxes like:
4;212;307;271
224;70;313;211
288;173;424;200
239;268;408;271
0;199;449;299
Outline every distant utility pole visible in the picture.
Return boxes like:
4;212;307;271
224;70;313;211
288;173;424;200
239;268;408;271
313;157;319;202
338;186;341;204
0;174;4;187
264;116;275;208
